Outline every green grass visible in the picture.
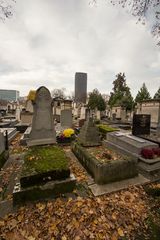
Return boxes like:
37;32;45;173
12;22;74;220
146;216;160;240
23;146;69;175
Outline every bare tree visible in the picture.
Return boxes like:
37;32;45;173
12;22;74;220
92;0;160;45
0;0;15;21
111;0;160;44
51;88;66;99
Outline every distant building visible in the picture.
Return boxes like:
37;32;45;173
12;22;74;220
75;72;87;103
0;89;20;101
136;99;160;128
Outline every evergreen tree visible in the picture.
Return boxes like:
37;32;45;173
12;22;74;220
154;87;160;99
88;89;106;111
108;73;133;110
135;83;151;103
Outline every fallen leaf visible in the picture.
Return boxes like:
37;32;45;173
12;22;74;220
118;227;124;237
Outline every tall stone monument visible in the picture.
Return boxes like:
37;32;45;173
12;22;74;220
75;72;87;103
27;86;56;146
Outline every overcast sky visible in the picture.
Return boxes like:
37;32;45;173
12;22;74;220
0;0;159;98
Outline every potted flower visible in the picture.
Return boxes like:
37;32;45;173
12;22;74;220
56;128;75;144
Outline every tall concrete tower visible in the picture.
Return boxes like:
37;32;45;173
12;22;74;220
75;72;87;103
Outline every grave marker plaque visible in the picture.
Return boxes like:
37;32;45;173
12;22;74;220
132;114;151;136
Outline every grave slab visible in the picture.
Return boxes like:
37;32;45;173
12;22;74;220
138;156;160;180
0;128;18;143
89;174;149;196
20;127;31;145
13;174;76;205
106;132;158;156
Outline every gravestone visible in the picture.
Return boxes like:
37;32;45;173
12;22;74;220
0;132;5;154
26;99;33;113
132;114;151;136
27;86;56;146
60;109;72;128
80;106;86;120
112;113;116;121
16;107;21;121
0;131;9;169
77;115;101;147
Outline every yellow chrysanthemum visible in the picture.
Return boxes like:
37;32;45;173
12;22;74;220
63;128;74;138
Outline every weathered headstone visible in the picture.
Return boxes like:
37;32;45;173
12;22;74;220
80;106;86;120
60;109;72;128
26;99;33;113
0;131;9;169
16;107;21;121
112;113;116;121
132;114;151;136
27;86;56;146
0;132;5;154
77;116;101;147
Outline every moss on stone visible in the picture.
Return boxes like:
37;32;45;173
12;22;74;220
97;124;118;134
23;145;69;175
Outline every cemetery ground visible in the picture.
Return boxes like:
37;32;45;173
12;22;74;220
0;135;160;240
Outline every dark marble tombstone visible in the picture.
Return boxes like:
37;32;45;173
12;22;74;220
27;86;56;146
132;114;151;136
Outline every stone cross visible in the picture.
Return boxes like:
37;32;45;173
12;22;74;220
27;86;56;146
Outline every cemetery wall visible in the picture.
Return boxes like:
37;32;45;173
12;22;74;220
137;100;160;128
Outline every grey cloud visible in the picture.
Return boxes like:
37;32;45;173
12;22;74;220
0;0;159;97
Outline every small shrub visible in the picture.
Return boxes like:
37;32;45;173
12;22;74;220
141;148;154;159
152;148;160;157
